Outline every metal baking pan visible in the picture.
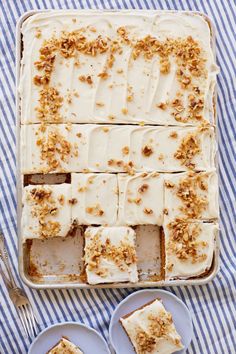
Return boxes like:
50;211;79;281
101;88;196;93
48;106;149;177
16;9;220;289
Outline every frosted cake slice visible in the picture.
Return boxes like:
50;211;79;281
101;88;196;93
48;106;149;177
164;171;219;223
22;184;71;241
118;173;164;226
20;11;218;125
84;226;138;284
21;124;216;174
47;337;83;354
120;298;184;354
71;173;118;225
164;220;217;279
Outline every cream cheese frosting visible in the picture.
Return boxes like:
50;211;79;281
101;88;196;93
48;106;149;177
84;226;138;284
22;184;71;241
47;337;83;354
120;298;184;354
71;173;118;225
163;171;219;223
118;172;164;226
21;123;216;174
164;221;217;280
19;10;219;283
20;11;218;125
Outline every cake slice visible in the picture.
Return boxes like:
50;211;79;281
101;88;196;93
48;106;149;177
118;172;164;226
22;184;71;241
84;226;138;284
164;171;219;223
164;220;217;280
71;173;118;225
120;298;184;354
47;337;83;354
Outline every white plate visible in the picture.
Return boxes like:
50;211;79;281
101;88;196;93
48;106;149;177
28;322;110;354
109;289;193;354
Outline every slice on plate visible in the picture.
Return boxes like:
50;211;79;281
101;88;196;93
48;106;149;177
47;336;83;353
120;298;184;354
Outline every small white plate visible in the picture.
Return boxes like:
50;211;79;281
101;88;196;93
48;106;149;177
109;289;193;354
28;322;110;354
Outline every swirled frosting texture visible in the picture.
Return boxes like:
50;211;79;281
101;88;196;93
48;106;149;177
20;11;218;125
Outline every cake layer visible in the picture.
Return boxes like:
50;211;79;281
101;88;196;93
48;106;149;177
20;11;218;125
118;172;164;226
120;298;184;354
84;226;138;284
163;171;219;223
21;124;216;174
71;173;118;225
22;184;71;241
47;337;83;354
164;220;217;280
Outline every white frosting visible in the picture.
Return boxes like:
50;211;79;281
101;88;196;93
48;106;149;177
20;11;218;125
164;171;219;223
21;124;216;174
84;226;138;284
164;222;218;279
118;173;164;226
120;298;184;354
48;337;83;354
71;173;118;225
22;184;71;241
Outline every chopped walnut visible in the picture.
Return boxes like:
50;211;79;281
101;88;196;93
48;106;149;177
98;72;109;80
142;145;153;157
96;101;104;107
122;146;129;155
86;204;104;216
169;131;178;139
163;208;169;215
143;208;153;215
138;184;149;193
79;75;93;84
35;28;42;38
69;198;78;205
157;102;167;110
165;181;175;188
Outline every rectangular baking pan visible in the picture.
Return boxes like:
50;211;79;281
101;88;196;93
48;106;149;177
16;9;220;289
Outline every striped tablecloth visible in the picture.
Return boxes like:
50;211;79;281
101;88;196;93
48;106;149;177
0;1;235;353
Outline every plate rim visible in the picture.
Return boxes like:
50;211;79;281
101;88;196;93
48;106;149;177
28;321;110;354
109;289;193;353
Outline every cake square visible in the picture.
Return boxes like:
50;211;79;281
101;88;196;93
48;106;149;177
164;171;219;223
47;337;83;354
20;11;217;126
84;226;138;284
120;298;184;354
22;184;71;241
164;220;217;279
71;173;118;225
118;172;164;226
130;125;216;172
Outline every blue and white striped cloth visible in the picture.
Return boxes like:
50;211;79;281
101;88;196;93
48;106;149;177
0;1;235;353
